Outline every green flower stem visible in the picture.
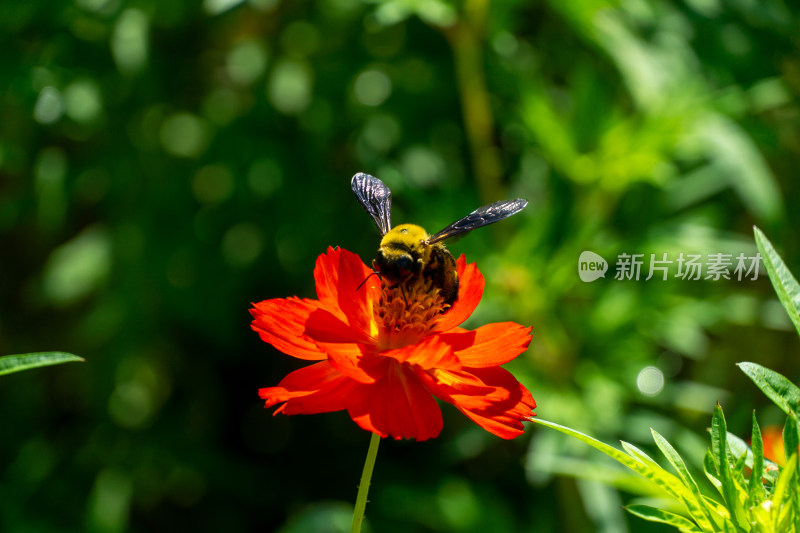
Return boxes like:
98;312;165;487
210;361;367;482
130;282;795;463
350;431;381;533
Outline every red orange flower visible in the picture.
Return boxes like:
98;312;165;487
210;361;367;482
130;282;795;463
251;247;535;441
760;425;794;466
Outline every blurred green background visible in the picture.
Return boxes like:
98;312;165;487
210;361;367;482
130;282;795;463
2;0;799;531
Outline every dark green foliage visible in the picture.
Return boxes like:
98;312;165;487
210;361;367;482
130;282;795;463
2;1;800;532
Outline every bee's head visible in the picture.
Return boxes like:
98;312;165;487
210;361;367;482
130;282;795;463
374;224;430;281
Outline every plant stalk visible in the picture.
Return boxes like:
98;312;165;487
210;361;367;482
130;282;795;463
350;431;381;533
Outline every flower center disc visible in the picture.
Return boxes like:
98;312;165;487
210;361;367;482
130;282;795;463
374;275;447;350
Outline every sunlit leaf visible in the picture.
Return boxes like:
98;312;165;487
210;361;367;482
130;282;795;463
534;419;711;529
738;362;800;417
625;504;702;532
754;226;800;337
782;414;800;527
620;441;660;469
651;429;717;528
710;404;748;529
771;454;797;531
703;449;722;492
747;413;767;503
0;352;84;376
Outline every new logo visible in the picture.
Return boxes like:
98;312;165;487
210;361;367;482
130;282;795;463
578;251;608;282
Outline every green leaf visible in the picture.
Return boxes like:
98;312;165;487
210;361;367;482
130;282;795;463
651;429;717;529
620;441;660;468
704;449;723;492
534;419;712;530
534;420;678;493
711;404;748;530
783;414;799;468
726;431;752;468
748;413;767;503
771;453;797;531
738;362;800;417
754;226;800;338
625;504;703;532
0;352;84;376
783;414;800;529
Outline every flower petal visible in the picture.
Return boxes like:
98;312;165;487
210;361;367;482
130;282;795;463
457;408;533;439
319;342;388;384
382;335;461;372
259;361;357;414
313;247;379;338
347;362;443;441
421;366;535;439
433;256;483;332
436;322;532;367
250;297;328;360
305;308;373;345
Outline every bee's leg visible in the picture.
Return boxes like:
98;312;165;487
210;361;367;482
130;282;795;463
356;271;381;292
399;280;409;306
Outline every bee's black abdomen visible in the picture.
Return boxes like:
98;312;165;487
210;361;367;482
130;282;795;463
428;245;459;304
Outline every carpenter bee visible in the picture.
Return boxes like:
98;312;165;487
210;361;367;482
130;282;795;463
351;172;528;304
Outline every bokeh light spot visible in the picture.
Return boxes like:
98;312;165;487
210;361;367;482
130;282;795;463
64;79;102;123
361;113;401;153
222;223;263;267
42;225;111;306
267;59;312;114
87;469;133;533
34;86;64;124
353;69;391;106
109;357;170;429
112;9;148;75
636;366;665;396
227;38;268;85
76;0;116;12
492;31;518;56
203;0;246;15
108;381;155;428
401;145;445;187
437;479;479;528
159;113;212;158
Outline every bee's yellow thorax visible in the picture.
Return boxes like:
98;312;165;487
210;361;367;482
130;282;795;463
379;224;431;261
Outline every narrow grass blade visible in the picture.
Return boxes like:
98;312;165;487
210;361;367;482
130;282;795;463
754;226;800;338
0;352;84;376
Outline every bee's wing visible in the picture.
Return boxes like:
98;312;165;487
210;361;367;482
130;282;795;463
351;173;392;235
427;198;528;244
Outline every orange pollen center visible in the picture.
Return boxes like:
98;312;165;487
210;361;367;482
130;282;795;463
374;275;448;350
